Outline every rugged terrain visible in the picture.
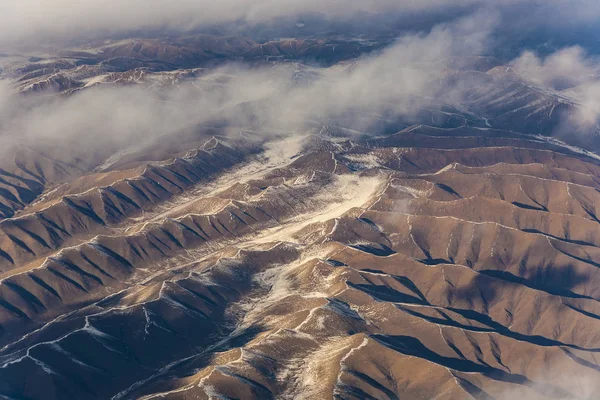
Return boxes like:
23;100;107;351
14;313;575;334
0;34;386;95
2;32;600;400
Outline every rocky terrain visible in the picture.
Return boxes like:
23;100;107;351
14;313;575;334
0;34;386;95
2;28;600;400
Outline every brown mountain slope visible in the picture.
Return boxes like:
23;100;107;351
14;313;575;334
0;126;600;399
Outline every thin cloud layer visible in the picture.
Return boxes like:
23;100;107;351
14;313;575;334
511;47;598;89
0;2;598;165
0;12;493;163
0;0;596;49
512;47;600;128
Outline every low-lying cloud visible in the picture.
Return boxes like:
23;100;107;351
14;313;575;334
1;2;599;168
511;46;600;128
0;11;496;165
511;46;598;90
0;0;598;49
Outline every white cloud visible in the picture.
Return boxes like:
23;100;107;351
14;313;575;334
511;46;597;89
0;2;598;162
0;12;493;162
0;0;594;49
511;46;600;129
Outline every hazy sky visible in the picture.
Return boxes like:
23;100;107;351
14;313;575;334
0;0;597;49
